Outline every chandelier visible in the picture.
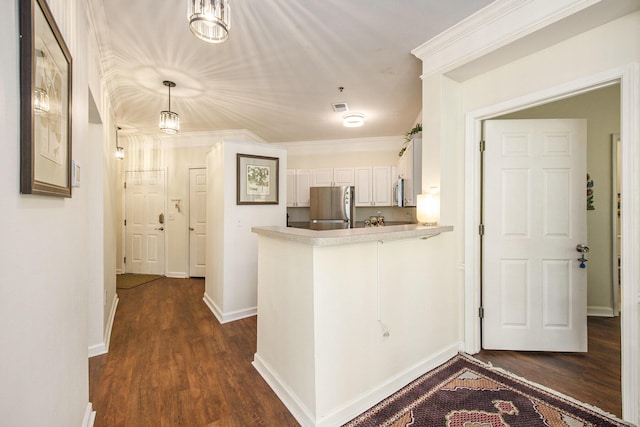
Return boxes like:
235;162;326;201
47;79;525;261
188;0;230;43
159;80;180;134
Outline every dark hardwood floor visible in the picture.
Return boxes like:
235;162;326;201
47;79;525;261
91;277;623;425
89;277;299;426
476;316;622;418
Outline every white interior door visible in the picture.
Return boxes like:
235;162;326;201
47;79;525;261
483;119;587;351
189;168;206;277
125;170;166;275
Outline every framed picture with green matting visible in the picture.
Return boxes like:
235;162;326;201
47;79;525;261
236;153;279;205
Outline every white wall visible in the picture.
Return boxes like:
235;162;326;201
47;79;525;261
0;0;94;424
204;140;287;322
499;85;621;315
415;5;640;423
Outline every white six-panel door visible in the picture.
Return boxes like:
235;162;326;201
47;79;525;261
125;170;166;275
483;119;588;351
189;168;207;277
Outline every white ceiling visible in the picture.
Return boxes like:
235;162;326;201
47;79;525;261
89;0;494;142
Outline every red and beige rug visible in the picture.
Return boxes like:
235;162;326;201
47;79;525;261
343;354;631;427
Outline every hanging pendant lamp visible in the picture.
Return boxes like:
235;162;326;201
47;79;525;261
188;0;230;43
159;80;180;134
115;126;124;159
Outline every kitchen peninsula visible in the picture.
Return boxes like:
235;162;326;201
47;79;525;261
251;224;455;427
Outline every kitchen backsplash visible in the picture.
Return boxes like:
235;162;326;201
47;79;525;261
287;206;416;224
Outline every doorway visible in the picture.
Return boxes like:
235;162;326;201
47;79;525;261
189;168;206;277
124;170;167;275
463;70;638;421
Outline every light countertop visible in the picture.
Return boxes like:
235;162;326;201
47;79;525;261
252;223;453;247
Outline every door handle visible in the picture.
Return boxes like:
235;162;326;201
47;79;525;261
189;227;194;231
576;244;590;253
576;244;589;269
155;227;164;231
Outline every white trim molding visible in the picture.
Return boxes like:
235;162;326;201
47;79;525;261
587;306;615;317
88;295;119;357
82;402;96;427
253;344;460;427
463;64;640;424
412;0;611;77
203;293;257;324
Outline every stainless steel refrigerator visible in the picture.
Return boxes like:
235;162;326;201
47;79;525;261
309;186;355;230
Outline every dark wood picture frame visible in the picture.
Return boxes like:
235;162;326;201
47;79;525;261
237;154;279;205
19;0;73;197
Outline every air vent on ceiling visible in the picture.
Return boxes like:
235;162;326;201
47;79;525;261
332;102;349;113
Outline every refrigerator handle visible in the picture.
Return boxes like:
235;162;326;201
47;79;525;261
344;187;352;226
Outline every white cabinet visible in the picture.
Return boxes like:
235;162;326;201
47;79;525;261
354;166;392;207
396;138;422;206
333;168;355;186
287;169;312;207
312;168;355;187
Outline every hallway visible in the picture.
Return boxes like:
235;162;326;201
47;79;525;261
89;277;298;426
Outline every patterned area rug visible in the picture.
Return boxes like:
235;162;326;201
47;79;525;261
343;354;631;427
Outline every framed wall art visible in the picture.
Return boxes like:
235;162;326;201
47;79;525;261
19;0;73;197
237;154;279;205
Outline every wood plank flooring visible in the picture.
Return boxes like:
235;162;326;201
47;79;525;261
476;316;622;418
90;277;623;425
89;277;298;426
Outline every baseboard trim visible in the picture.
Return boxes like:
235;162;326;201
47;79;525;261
82;402;96;427
252;354;315;426
588;306;615;317
166;272;188;278
202;292;257;324
88;296;119;358
253;343;460;427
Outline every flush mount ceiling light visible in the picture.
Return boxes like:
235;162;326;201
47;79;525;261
188;0;231;43
343;113;365;128
159;80;180;134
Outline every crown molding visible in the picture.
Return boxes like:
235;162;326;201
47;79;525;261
411;0;601;77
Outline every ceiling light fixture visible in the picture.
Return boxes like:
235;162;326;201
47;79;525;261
188;0;230;43
159;80;180;134
115;126;124;159
343;113;365;128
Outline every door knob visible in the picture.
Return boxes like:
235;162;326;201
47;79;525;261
155;227;164;231
576;244;590;253
189;227;194;231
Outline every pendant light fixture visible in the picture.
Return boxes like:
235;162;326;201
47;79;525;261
188;0;230;43
159;80;180;134
115;126;124;159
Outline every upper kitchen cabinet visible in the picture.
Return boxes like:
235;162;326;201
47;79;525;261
354;166;393;207
312;168;355;187
396;138;422;206
287;169;312;207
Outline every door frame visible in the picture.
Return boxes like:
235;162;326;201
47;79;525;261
463;64;639;421
188;167;206;277
122;168;168;275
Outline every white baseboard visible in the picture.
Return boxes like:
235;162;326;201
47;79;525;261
88;296;119;358
203;292;257;324
82;402;96;427
588;306;615;317
167;271;188;278
253;354;315;426
253;343;460;427
115;268;123;275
